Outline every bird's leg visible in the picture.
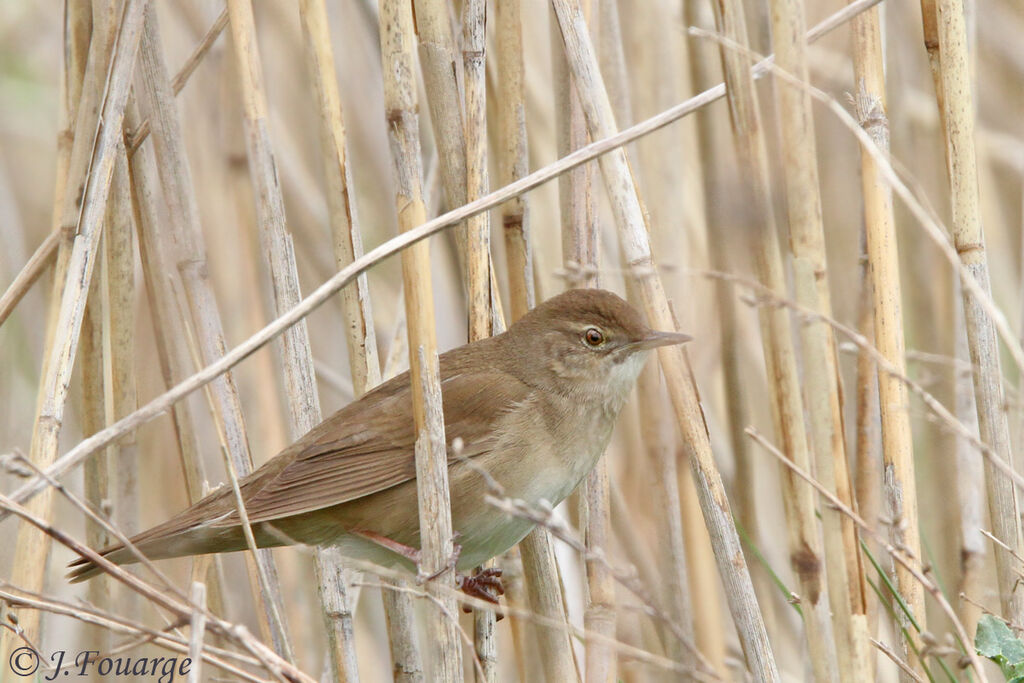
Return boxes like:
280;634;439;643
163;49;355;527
349;529;462;581
349;529;423;564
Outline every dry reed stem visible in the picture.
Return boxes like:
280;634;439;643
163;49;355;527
461;0;500;677
953;280;985;637
853;227;882;640
495;0;534;321
768;0;867;677
604;0;697;670
232;0;364;665
379;0;463;677
137;5;295;659
549;0;779;678
0;5;226;329
493;7;545;673
297;0;389;676
0;232;58;327
930;0;1024;628
0;492;315;683
0;588;265;682
81;211;111;653
633;361;695;670
3;0;887;542
187;581;207;683
517;530;580;683
554;4;617;681
553;11;598;291
707;1;836;679
104;148;138;621
3;0;147;657
849;3;928;668
127;99;239;624
411;0;504;330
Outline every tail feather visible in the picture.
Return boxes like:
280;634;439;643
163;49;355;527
67;524;253;583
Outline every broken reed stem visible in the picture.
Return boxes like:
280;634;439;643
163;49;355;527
849;2;928;668
379;0;463;678
3;0;146;656
929;0;1024;628
549;0;779;678
297;0;386;677
768;0;867;677
708;0;836;679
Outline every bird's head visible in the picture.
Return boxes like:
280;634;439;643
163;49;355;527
506;289;691;402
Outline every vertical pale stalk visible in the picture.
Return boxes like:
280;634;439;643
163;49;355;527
487;13;578;683
297;0;391;677
105;149;138;620
518;527;580;683
692;118;761;678
379;1;463;678
225;0;321;434
137;3;293;660
853;228;882;641
554;4;617;680
850;2;928;667
3;0;146;655
605;0;696;671
462;0;499;677
929;0;1024;627
708;0;836;679
656;2;733;670
768;0;867;677
495;0;534;322
126;97;228;634
81;228;110;651
494;0;542;665
552;9;598;290
953;277;985;637
549;1;779;679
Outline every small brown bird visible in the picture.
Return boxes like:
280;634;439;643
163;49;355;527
69;289;689;592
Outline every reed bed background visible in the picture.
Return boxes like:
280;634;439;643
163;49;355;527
1;0;1022;680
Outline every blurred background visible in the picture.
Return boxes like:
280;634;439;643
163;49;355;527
1;0;1023;680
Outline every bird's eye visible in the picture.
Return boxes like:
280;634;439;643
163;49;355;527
584;327;605;347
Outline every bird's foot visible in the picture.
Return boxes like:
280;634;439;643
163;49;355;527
458;567;505;618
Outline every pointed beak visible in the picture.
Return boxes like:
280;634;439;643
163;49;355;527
633;329;693;350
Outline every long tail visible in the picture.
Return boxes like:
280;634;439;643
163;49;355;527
66;522;258;582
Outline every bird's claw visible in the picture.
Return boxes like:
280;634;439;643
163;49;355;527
458;567;505;619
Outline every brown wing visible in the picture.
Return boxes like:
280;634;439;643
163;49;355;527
213;351;531;526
